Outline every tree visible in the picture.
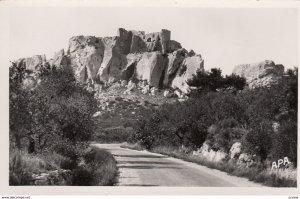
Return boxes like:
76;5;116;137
187;68;246;96
9;62;32;150
9;63;97;157
30;68;97;154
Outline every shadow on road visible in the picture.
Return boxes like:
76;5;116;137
118;160;173;165
115;154;167;158
124;184;159;186
118;165;182;169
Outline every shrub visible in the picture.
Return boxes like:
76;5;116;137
72;147;117;186
72;165;96;186
242;120;273;160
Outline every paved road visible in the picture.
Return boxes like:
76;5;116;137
93;143;263;187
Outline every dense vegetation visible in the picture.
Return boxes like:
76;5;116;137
128;68;297;186
9;63;117;185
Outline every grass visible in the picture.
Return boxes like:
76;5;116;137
9;149;74;185
121;143;297;187
9;150;40;185
9;147;118;186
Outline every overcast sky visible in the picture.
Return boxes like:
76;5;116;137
9;7;298;74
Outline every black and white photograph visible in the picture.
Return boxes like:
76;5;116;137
0;0;299;196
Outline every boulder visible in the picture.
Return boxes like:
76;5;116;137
171;54;204;93
138;80;148;88
237;153;254;167
22;74;37;90
193;142;228;162
121;80;128;87
92;111;102;117
150;87;159;96
142;85;150;95
272;122;280;133
163;90;173;98
16;55;47;71
229;142;242;159
127;80;137;91
178;98;187;103
233;60;284;88
174;90;181;98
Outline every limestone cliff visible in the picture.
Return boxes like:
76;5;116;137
16;28;204;94
15;29;286;94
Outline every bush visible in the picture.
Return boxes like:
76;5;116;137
72;147;117;186
72;165;96;186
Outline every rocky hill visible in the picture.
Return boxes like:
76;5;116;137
15;28;285;96
233;60;284;89
16;28;204;95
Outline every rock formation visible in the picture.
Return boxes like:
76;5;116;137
171;55;204;93
192;142;228;162
15;29;286;94
15;28;204;94
233;60;284;88
16;55;47;71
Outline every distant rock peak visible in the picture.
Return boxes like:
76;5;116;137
233;60;285;88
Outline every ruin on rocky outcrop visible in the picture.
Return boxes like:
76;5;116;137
15;28;286;95
16;28;204;94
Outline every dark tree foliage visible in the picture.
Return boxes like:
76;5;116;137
206;118;245;153
187;68;246;96
240;67;298;163
9;62;32;149
133;67;298;165
9;63;97;159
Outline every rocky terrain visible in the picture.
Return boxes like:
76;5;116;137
16;28;285;97
16;28;204;95
233;60;285;89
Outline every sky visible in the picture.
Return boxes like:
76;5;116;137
9;7;298;75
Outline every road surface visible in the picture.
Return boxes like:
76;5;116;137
93;143;263;187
